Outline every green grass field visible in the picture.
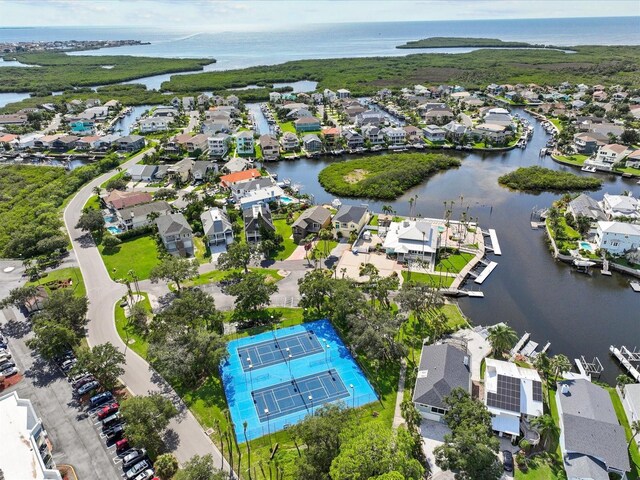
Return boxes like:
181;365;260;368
187;267;283;287
99;235;161;280
401;270;455;287
273;219;298;260
608;387;640;479
114;292;152;359
26;267;86;298
84;195;102;211
435;250;475;273
554;154;589;166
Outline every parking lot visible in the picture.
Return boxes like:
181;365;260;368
0;306;124;480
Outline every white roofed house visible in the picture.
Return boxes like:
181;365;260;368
155;213;194;257
269;91;282;103
595;221;640;255
127;164;158;182
382;219;439;266
118;201;172;231
472;123;508;143
600;193;639;220
337;88;351;99
585;143;632;171
208;133;232;158
201;207;234;248
423;125;446;142
443;121;468;142
139;116;171;133
361;125;385;145
382;126;406;145
483;358;544;441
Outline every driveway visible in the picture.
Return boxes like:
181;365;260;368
1;307;121;480
62;149;230;472
420;419;454;479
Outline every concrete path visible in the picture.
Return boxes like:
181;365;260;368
62;148;231;473
392;358;407;429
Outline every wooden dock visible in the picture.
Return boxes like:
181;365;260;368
474;261;498;284
521;340;539;357
488;229;501;255
610;345;640;382
511;332;530;356
575;358;591;380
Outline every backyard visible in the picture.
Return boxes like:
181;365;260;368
435;249;475;273
98;234;162;280
401;270;455;287
273;218;298;260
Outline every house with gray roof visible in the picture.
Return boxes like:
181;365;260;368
333;205;370;239
243;203;275;243
127;164;157;182
117;201;172;231
567;194;606;222
116;135;145;152
622;383;640;447
291;206;332;243
155;213;194;256
222;157;251;174
413;343;471;421
557;379;630;480
201;207;234;249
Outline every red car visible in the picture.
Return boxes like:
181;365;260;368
115;438;130;454
97;402;120;420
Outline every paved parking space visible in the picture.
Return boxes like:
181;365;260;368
0;307;122;480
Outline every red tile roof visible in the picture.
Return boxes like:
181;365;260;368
220;168;261;187
106;190;153;210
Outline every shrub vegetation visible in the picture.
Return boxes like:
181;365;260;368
498;166;602;192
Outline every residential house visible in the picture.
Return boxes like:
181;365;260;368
600;193;639;220
413;343;471;421
269;92;282;103
556;379;630;480
95;134;120;150
259;134;280;161
472;123;508;143
231;177;275;199
333;205;370;238
383;219;438;265
139;117;171;133
443;121;468;142
127;164;158;182
116;135;145;152
14;133;43;150
51;135;79;151
201;207;234;248
191;161;214;182
595;221;640;254
586;144;632;171
197;93;210;108
222;157;250;174
382;127;406;145
403;125;422;143
626;149;640;168
153;107;179;118
208;133;232;157
483;107;514;128
573;132;606;154
243;203;275;243
118;201;172;231
483;358;544;440
225;95;239;106
156;213;194;256
302;134;322;153
423;125;446;142
622;383;640;428
295;117;321;133
361;125;385;145
342;129;364;149
235;130;255;156
184;134;209;154
567;194;606;222
154;165;170;180
422;107;454;125
182;97;195;111
69;120;95;135
281;131;299;151
75;135;101;150
167;158;194;184
238;184;285;210
0;113;28;126
291;206;332;243
323;89;337;103
356;111;385;127
336;89;351;99
286;108;313;119
105;190;152;210
321;127;340;148
219;168;261;189
202;120;231;135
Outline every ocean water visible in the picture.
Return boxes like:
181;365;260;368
0;17;638;72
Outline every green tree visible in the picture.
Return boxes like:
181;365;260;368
530;414;559;451
173;454;226;480
327;279;366;327
617;374;634;390
0;285;38;308
101;235;122;251
154;453;179;480
151;289;224;336
226;272;278;314
27;318;80;361
120;394;178;459
105;176;128;191
75;209;105;233
629;420;640;450
36;289;89;335
298;269;334;314
217;241;256;274
73;342;126;391
487;324;518;358
149;256;199;292
550;354;572;380
346;308;406;362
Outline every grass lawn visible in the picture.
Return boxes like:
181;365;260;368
279;121;296;133
313;239;338;257
99;235;161;281
187;267;283;287
435;250;475;273
100;171;127;189
549;118;564;132
114;292;152;359
608;387;640;479
26;267;86;298
401;270;455;288
554;154;588;166
84;194;101;211
273;219;298;261
369;215;379;226
193;236;210;264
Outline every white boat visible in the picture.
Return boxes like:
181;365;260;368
581;165;597;173
332;198;342;209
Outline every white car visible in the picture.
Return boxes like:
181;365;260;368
132;469;154;480
0;365;18;377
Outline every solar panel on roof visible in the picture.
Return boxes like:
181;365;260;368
532;380;543;403
486;375;521;413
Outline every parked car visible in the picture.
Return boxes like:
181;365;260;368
69;371;90;384
122;449;147;469
75;380;100;396
72;375;95;390
101;412;122;429
89;391;114;408
125;460;151;479
115;438;130;454
105;423;126;442
0;360;16;371
503;450;514;472
60;358;77;373
0;350;11;360
96;402;119;420
0;365;18;377
132;469;155;480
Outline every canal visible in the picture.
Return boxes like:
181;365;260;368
265;109;640;383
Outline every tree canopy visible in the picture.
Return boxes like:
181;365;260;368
149;256;199;292
73;342;126;391
120;394;178;459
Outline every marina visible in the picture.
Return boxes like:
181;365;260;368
609;345;640;382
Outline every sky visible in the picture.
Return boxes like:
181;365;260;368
0;0;638;29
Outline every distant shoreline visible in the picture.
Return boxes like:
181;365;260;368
397;36;562;50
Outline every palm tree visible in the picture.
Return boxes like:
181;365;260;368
530;414;559;451
617;374;633;393
629;420;640;450
550;354;572;381
381;204;394;216
487;324;518;358
318;228;334;257
92;186;102;197
243;421;252;479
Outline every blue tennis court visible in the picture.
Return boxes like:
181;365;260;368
252;369;349;421
237;331;323;371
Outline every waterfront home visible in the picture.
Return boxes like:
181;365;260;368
423;125;446;142
311;93;324;104
238;184;284;210
259;134;280;161
403;125;423;143
118;201;172;231
51;135;80;151
269;92;282;103
191;161;214;182
222;157;250;174
116;135;145;152
443;121;468;142
361;125;385;145
356;110;385;127
600;193;639;220
201;207;234;249
342;129;364;149
383;219;438;265
139;117;171;133
302;134;322;153
483;107;513;127
323;89;337;103
556;379;630;480
421;107;454;125
225;95;239;107
95;133;120;150
590;144;632;171
333;205;370;239
281;131;299;151
483;358;543;440
573;132;606;154
70;120;96;135
75;135;101;150
0;133;18;149
322;127;341;148
127;164;158;182
205;109;232;122
382;127;407;145
219;168;261;189
295;117;321;133
105;190;152;211
0;113;28;126
567;194;606;222
626;149;640;168
377;88;393;100
197;93;210;108
286;108;313;120
413;343;471;422
156;213;193;256
345;105;367;122
595;221;640;255
208;133;232;157
622;383;640;431
291;206;332;243
337;89;351;99
472;123;508;143
184;134;209;154
235;130;255;156
243;203;275;243
14;133;43;150
202;120;232;136
231;176;276;199
182;97;195;110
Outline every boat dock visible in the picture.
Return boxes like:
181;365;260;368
520;340;539;357
441;288;484;298
575;356;604;381
610;345;640;382
486;229;501;255
511;332;530;357
510;332;550;360
474;261;498;284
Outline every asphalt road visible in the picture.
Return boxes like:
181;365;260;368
62;148;230;473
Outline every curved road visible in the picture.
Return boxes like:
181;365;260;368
63;149;230;474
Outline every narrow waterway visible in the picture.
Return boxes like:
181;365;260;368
265;109;640;383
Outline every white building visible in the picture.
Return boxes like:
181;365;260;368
483;359;543;440
383;219;439;265
595;221;640;255
201;207;234;248
208;133;232;157
423;125;446;142
0;391;62;480
381;126;406;145
139;117;171;133
238;185;285;209
585;143;632;171
600;193;639;220
336;88;351;99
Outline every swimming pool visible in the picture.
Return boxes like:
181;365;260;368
107;226;123;235
280;195;295;204
579;241;594;252
104;215;117;223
